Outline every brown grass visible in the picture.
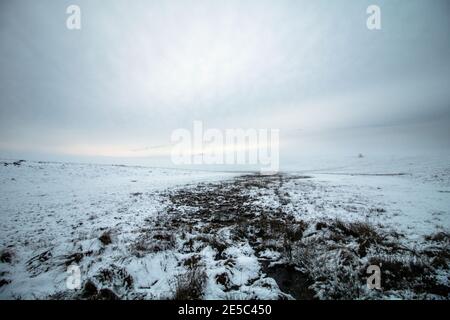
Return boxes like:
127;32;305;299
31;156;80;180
173;264;207;300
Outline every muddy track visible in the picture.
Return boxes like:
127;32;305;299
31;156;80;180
122;173;450;300
161;173;316;299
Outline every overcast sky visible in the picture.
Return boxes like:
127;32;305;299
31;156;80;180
0;0;449;167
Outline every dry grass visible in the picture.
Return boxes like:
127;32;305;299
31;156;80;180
0;249;14;263
173;264;207;300
425;231;450;243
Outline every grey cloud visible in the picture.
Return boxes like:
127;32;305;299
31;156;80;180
0;0;449;164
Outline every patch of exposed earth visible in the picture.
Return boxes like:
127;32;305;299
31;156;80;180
125;174;450;300
1;172;449;300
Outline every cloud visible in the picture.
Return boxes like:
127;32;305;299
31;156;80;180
0;0;449;163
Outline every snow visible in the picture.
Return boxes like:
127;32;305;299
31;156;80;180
287;154;450;237
0;160;238;299
0;155;449;299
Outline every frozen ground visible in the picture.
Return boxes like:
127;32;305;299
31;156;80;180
0;156;449;299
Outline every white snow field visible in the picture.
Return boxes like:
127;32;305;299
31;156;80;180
0;161;238;299
0;156;449;299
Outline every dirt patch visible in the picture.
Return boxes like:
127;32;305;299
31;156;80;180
130;173;449;300
99;231;112;245
261;262;315;299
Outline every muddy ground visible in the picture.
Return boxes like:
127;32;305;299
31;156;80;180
127;174;450;299
2;173;448;300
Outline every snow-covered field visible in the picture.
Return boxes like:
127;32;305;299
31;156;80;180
0;156;449;299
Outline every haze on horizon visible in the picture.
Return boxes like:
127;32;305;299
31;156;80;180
1;0;449;168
